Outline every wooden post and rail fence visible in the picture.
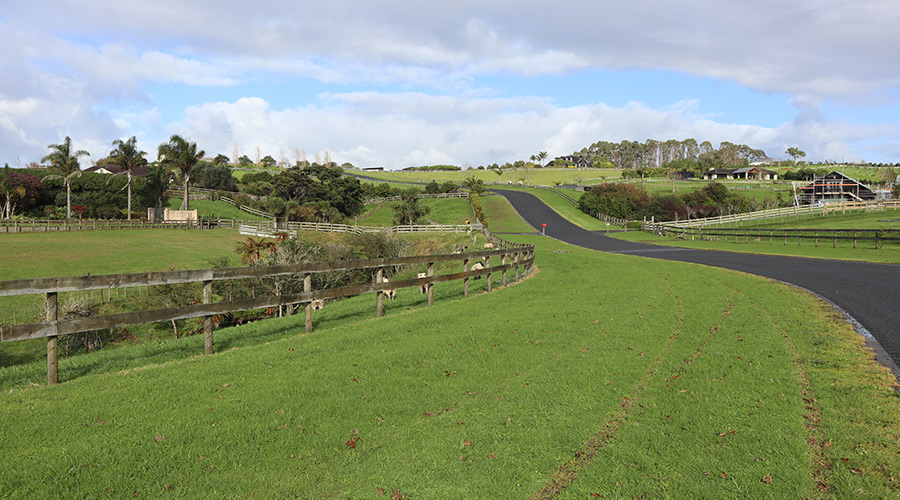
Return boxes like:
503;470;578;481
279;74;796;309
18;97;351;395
0;218;484;235
0;244;534;385
641;223;900;249
660;200;900;229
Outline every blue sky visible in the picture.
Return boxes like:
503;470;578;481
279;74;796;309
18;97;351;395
2;1;899;169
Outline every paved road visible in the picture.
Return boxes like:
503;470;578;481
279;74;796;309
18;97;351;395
494;189;900;376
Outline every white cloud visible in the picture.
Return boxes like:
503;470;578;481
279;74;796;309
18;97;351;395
2;2;900;168
4;1;900;99
162;93;899;169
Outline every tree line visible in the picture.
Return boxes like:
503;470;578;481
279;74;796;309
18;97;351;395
573;139;768;170
0;135;371;223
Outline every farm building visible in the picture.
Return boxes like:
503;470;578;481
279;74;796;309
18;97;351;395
796;171;877;204
703;166;778;180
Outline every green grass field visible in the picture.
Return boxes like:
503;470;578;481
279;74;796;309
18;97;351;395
639;179;792;201
616;207;900;264
493;187;608;231
0;229;250;365
358;198;475;227
0;229;245;282
613;228;900;264
356;168;621;186
480;194;537;233
746;208;900;230
2;234;899;498
2;194;900;498
168;198;268;220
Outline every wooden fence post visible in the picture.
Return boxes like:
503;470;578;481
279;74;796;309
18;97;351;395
427;262;434;306
376;268;384;318
304;274;312;333
463;258;470;298
46;292;58;385
203;280;213;355
515;251;520;281
486;255;492;292
502;252;508;286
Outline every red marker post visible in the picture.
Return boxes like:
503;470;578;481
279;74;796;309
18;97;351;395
541;223;547;236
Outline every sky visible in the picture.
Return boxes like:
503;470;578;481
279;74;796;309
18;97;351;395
1;0;899;170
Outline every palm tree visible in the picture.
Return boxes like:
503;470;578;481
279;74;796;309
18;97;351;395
235;237;276;265
157;134;204;210
536;151;548;167
42;136;90;218
108;136;147;219
144;164;172;209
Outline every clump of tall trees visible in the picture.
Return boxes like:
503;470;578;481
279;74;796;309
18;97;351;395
7;135;368;223
571;139;768;171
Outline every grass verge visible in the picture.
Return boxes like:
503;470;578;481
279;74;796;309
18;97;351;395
480;194;537;233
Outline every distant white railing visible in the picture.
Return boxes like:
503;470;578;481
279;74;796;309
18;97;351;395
239;222;484;238
662;200;900;228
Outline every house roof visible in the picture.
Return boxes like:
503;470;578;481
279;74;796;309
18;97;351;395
85;164;150;176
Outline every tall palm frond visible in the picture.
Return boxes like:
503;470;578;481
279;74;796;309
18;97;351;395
108;136;147;219
158;135;204;210
42;136;90;219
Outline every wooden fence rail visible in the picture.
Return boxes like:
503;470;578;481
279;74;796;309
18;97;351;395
0;218;213;233
662;200;900;228
0;218;485;235
642;223;900;249
0;245;534;385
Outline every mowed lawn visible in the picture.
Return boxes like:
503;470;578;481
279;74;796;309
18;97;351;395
0;229;245;281
357;198;474;227
0;229;248;365
357;168;621;186
1;232;899;498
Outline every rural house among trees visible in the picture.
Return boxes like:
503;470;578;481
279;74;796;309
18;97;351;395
703;166;778;180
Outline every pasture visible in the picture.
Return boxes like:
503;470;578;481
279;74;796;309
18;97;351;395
167;198;269;220
355;168;621;186
2;194;900;498
2;234;899;498
620;207;900;263
357;198;474;227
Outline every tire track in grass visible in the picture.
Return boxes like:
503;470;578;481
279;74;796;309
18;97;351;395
744;291;832;497
529;289;738;499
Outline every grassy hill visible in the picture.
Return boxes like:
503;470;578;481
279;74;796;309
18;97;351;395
2;234;899;498
2;195;900;498
167;198;268;220
357;198;474;227
355;168;621;186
